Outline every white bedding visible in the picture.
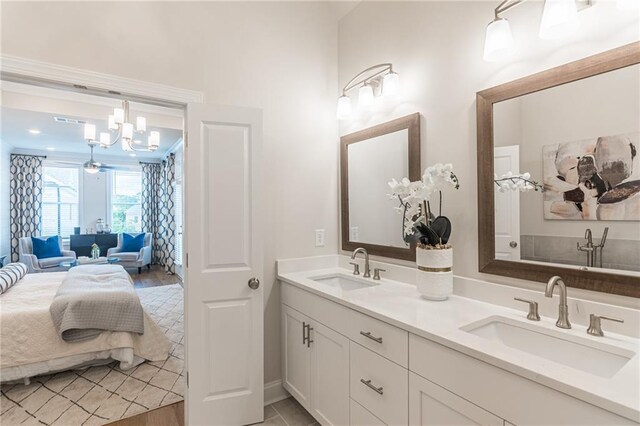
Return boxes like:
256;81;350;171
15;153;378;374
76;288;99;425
0;271;170;382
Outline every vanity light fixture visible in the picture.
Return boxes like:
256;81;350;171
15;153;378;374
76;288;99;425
337;63;399;119
483;0;591;62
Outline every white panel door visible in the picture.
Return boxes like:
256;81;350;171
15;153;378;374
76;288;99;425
282;305;312;410
310;321;349;426
494;145;521;261
185;104;263;425
409;372;503;426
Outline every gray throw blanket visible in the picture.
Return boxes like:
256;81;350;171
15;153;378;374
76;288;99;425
50;265;144;342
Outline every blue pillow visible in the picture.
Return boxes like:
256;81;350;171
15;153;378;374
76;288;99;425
122;233;145;253
31;236;62;259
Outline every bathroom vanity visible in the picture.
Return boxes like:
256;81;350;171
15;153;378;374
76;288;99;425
278;256;639;426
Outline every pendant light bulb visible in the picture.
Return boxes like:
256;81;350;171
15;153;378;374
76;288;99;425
336;95;352;119
539;0;579;40
484;18;514;62
358;84;375;110
383;71;400;97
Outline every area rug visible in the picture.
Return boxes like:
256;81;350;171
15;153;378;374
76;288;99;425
0;284;184;426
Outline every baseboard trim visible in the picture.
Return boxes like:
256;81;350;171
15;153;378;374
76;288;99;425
264;379;289;406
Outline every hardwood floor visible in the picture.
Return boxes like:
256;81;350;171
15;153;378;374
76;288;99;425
129;265;183;289
107;402;184;426
106;397;317;426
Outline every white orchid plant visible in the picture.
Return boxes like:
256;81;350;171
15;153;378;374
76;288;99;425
388;163;460;249
494;172;543;192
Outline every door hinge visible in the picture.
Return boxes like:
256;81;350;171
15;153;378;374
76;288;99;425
186;372;189;388
186;253;188;268
184;131;188;148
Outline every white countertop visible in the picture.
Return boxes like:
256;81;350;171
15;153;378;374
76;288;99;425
277;263;640;423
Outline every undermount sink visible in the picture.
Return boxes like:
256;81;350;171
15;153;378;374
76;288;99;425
461;316;635;378
311;274;379;291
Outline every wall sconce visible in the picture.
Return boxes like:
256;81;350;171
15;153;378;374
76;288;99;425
483;0;591;62
337;63;399;119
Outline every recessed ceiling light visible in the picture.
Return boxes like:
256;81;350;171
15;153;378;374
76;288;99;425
28;129;41;135
46;147;55;151
129;153;136;157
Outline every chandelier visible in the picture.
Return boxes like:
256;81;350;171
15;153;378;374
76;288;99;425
83;100;160;152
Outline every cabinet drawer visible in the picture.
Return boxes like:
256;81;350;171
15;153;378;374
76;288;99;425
350;398;386;426
346;309;408;367
350;342;408;425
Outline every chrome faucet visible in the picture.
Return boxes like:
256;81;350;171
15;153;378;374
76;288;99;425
545;276;571;329
351;248;371;278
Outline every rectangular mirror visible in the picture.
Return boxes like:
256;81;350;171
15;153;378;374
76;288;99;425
477;42;640;298
341;113;420;261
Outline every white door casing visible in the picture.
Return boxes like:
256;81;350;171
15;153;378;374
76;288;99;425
494;145;521;261
185;103;264;425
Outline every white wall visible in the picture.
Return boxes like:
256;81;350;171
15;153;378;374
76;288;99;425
338;0;639;306
0;140;13;262
1;1;339;385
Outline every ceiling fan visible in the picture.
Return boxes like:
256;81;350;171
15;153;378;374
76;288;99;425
82;145;129;174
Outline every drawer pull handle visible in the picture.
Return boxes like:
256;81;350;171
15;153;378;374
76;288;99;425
360;331;383;343
360;379;384;395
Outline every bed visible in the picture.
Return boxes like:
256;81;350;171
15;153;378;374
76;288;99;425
0;269;171;383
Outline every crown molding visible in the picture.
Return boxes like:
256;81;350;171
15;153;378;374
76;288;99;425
0;55;204;107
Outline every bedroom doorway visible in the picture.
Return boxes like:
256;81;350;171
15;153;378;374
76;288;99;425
1;58;266;426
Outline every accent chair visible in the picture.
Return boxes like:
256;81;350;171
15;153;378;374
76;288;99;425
18;236;77;273
107;233;152;274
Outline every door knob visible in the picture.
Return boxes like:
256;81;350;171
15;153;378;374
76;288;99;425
248;277;260;289
510;241;518;248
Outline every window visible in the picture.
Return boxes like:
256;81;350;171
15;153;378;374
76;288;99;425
111;170;142;233
42;166;80;238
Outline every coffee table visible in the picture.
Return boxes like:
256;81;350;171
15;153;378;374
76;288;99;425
59;257;120;269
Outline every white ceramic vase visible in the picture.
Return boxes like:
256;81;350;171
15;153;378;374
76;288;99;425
416;246;453;301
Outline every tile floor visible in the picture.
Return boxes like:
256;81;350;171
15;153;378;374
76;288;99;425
259;397;317;426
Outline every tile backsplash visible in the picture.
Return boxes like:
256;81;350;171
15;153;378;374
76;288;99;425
520;234;640;272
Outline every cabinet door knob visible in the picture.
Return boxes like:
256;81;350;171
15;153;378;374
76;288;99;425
248;277;260;289
360;379;384;395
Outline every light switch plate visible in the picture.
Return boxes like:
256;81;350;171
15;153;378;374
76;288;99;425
315;229;325;247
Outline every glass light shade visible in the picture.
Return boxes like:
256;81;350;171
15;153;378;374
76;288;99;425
136;116;146;132
383;72;400;97
483;18;514;62
84;123;96;141
149;131;160;149
336;95;352;119
113;108;125;124
539;0;579;40
108;115;118;130
84;165;100;174
358;84;375;109
122;122;134;140
121;138;133;152
617;0;639;9
99;132;110;147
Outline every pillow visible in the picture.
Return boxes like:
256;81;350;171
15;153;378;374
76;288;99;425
31;236;62;259
0;262;28;294
122;233;145;253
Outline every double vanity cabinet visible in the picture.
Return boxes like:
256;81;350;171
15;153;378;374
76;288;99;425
279;263;639;426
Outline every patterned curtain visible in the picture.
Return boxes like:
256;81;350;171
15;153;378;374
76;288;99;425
159;154;176;274
141;162;163;264
140;154;176;274
10;154;44;261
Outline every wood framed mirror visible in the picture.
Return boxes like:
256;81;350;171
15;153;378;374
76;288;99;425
341;113;421;261
477;42;640;298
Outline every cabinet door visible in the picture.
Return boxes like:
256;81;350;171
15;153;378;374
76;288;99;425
310;322;349;426
409;372;503;426
282;305;312;410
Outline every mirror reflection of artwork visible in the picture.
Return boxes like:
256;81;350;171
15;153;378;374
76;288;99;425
543;132;640;221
